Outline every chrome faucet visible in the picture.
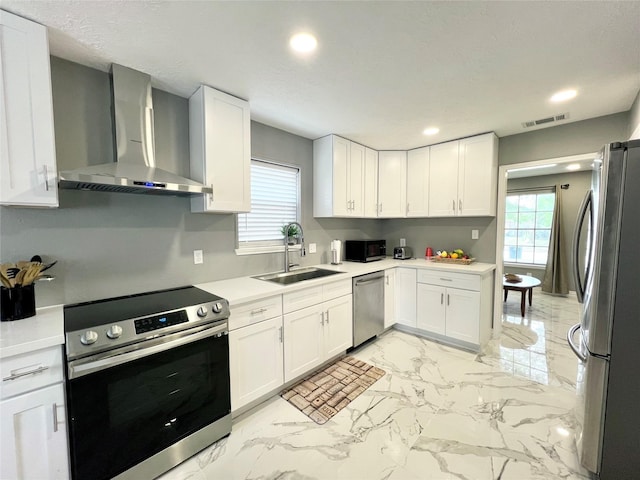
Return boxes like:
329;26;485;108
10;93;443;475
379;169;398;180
283;222;305;272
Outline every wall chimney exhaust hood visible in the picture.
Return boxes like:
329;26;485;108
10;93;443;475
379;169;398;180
58;64;212;197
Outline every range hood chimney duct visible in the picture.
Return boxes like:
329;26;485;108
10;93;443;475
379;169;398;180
58;64;212;197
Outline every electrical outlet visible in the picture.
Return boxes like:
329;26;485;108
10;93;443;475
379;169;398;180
400;238;406;247
526;272;532;276
308;243;317;253
471;229;479;240
193;250;203;264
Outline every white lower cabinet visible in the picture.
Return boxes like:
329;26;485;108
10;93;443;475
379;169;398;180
395;268;417;327
283;281;353;383
0;345;69;480
384;269;396;328
229;316;284;411
416;283;446;334
412;269;492;348
283;304;325;382
417;283;480;343
323;295;353;358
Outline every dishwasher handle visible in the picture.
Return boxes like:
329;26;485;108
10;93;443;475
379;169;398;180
355;277;383;286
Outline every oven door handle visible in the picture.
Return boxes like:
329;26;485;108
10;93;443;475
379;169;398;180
68;322;228;380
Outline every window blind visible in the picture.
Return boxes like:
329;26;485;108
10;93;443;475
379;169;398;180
237;160;299;246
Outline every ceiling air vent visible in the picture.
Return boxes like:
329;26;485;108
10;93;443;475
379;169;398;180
522;113;569;129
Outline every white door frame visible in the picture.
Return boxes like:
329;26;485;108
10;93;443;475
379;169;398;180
492;152;597;335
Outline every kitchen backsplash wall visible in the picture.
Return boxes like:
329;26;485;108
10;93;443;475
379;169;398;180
381;217;496;261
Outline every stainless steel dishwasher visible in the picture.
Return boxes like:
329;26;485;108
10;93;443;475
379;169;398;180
352;271;385;348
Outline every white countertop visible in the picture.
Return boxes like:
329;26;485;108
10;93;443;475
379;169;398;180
196;258;495;306
0;305;65;359
0;259;495;357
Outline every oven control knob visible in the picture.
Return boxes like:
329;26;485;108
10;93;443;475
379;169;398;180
197;306;208;318
80;330;98;345
212;302;223;314
106;325;123;339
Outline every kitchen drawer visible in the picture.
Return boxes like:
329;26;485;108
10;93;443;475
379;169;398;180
322;278;352;302
1;345;63;400
229;295;283;331
283;286;323;314
417;270;480;291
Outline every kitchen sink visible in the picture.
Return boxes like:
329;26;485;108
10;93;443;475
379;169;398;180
253;267;341;285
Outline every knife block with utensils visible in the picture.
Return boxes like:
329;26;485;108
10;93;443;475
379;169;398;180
1;284;36;321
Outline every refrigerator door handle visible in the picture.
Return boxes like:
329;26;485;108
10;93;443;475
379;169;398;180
567;323;587;362
572;190;593;304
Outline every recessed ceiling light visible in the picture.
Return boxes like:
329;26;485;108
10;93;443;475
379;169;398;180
566;163;581;171
550;89;577;103
423;127;439;135
289;33;317;54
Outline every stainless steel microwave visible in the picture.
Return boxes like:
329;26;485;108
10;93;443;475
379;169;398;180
344;240;386;262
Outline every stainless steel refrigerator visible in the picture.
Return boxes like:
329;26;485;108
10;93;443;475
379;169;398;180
567;139;640;479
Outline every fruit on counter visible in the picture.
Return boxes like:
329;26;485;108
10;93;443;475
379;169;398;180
434;248;470;259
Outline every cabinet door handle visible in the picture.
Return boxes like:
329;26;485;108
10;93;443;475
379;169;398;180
459;199;462;211
53;403;59;432
379;203;382;213
321;311;325;325
325;310;330;323
452;199;455;211
406;203;409;215
279;326;283;343
439;278;453;282
352;200;356;210
43;165;50;191
440;293;444;304
447;294;450;306
3;365;49;381
386;275;389;286
251;308;267;315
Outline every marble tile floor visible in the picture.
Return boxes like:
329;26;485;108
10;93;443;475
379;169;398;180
161;288;589;480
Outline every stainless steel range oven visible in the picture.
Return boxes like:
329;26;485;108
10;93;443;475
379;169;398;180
63;286;231;480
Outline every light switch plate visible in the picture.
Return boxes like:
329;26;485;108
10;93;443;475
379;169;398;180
193;250;204;264
471;229;479;240
308;243;317;253
400;238;406;247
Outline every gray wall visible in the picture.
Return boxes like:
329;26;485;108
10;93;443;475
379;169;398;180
499;112;629;166
504;170;592;290
629;89;640;139
0;58;380;307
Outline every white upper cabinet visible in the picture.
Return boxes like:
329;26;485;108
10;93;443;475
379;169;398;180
377;151;407;218
457;133;499;216
363;147;379;218
406;146;430;217
0;11;58;207
313;135;366;217
428;133;498;217
428;140;460;216
189;85;251;213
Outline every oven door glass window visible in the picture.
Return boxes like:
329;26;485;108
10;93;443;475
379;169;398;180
66;334;230;480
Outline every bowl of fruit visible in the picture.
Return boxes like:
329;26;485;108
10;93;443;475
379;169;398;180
432;249;475;265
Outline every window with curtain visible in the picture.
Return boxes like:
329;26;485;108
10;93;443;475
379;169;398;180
236;159;300;253
504;191;555;265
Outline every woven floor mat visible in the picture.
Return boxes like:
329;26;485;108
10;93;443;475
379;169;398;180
281;356;386;424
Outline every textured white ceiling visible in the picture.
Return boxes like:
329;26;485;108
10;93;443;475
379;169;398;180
3;1;640;150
